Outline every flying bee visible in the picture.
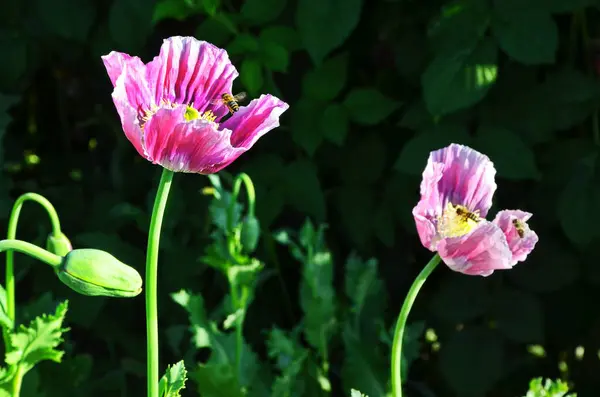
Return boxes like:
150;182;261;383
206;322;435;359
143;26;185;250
210;92;247;114
512;219;525;238
455;206;480;223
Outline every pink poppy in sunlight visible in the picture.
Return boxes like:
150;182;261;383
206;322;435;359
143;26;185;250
413;144;538;276
102;36;289;174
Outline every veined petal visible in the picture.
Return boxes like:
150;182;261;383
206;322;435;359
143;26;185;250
112;58;156;113
145;36;238;116
420;144;497;217
493;210;539;265
413;200;438;251
110;79;147;158
437;221;513;276
142;107;251;174
102;51;136;86
222;94;289;148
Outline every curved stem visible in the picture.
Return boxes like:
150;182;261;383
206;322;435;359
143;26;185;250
0;239;61;268
228;173;256;232
391;254;441;397
6;193;62;326
146;169;174;397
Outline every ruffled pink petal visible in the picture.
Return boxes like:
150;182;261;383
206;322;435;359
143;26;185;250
101;51;136;86
412;200;438;251
437;221;513;276
493;210;539;265
222;94;289;148
142;107;255;174
419;144;497;217
145;36;238;118
112;58;156;114
109;75;147;159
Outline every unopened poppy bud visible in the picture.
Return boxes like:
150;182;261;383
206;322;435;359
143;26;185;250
46;232;73;257
240;215;260;253
57;249;142;297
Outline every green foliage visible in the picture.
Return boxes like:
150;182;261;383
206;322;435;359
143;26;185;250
524;378;576;397
2;0;600;395
0;301;68;391
296;0;362;64
159;361;188;397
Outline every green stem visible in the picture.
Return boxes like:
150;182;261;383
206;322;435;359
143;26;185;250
391;254;441;397
145;169;174;397
6;193;62;326
228;173;256;232
11;365;24;397
0;239;61;268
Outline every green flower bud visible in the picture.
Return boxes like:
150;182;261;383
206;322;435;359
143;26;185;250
240;215;260;253
57;249;142;298
46;232;73;257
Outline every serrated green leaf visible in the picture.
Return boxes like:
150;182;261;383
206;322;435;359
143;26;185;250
422;38;498;116
240;59;263;96
343;88;401;125
393;123;471;175
320;103;349;146
5;301;69;376
524;377;576;397
296;0;362;64
439;327;504;397
302;53;348;101
351;390;368;397
267;328;309;397
492;11;558;65
159;361;187;397
474;126;540;180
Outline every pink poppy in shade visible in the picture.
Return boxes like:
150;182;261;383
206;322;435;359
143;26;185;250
101;36;289;174
412;144;538;276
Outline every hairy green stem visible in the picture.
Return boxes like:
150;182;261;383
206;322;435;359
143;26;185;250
391;254;441;397
146;169;174;397
6;193;62;326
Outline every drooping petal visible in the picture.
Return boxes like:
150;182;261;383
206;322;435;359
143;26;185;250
436;222;513;276
222;94;289;148
493;210;539;265
412;200;439;251
145;36;238;118
420;144;497;217
101;51;136;86
142;107;252;174
110;76;147;158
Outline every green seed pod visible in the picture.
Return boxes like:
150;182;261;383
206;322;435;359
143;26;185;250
57;249;142;298
240;215;260;253
46;232;73;257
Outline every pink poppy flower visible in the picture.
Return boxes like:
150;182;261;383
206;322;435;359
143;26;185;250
412;144;538;276
102;36;289;173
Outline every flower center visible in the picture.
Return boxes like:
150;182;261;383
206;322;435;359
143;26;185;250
184;106;216;122
437;202;481;238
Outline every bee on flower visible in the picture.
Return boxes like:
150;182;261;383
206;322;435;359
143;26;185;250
412;144;539;276
101;36;288;174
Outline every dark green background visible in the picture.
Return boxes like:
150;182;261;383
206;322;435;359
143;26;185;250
1;0;600;396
